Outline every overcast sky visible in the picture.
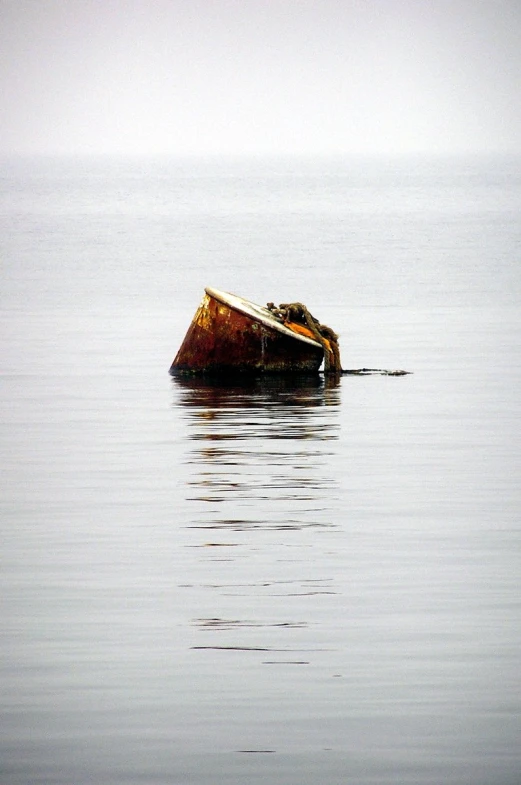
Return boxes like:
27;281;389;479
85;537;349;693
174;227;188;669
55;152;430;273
1;0;520;156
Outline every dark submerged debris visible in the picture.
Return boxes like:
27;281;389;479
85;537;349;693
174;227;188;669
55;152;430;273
341;368;412;376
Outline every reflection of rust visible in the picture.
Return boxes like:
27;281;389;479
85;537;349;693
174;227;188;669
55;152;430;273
173;372;332;410
171;292;324;374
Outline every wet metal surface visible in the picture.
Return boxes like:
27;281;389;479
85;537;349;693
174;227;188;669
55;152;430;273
171;292;324;374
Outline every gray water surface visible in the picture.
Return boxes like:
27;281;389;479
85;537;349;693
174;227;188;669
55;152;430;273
2;155;521;784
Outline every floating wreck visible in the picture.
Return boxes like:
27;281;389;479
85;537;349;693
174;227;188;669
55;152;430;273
170;287;409;377
169;287;342;375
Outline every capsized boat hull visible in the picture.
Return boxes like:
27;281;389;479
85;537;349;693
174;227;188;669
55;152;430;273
170;287;324;375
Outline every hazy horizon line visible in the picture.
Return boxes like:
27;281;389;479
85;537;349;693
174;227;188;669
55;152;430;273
2;149;521;161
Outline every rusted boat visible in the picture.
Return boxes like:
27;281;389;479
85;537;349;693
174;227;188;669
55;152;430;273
170;287;326;375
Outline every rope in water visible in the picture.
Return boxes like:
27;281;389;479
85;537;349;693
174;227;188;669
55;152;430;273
267;301;343;374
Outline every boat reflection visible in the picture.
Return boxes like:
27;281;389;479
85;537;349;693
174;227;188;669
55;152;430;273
173;373;340;409
172;375;341;531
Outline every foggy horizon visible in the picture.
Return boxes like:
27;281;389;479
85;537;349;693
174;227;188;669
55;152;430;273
1;0;521;158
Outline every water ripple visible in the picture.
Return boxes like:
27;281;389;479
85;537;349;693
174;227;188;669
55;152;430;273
173;375;341;532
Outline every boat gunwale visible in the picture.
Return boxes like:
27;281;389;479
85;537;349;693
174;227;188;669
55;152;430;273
205;287;323;349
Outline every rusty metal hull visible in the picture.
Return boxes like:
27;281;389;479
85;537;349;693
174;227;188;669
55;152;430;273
170;288;324;375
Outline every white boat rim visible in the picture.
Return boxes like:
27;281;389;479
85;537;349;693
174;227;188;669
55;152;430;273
205;287;322;348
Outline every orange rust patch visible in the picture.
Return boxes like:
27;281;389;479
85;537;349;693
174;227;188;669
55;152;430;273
284;321;331;352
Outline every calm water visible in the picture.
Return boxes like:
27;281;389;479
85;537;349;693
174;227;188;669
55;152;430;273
1;155;521;784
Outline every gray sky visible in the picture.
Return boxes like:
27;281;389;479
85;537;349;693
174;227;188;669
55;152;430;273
1;0;520;156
